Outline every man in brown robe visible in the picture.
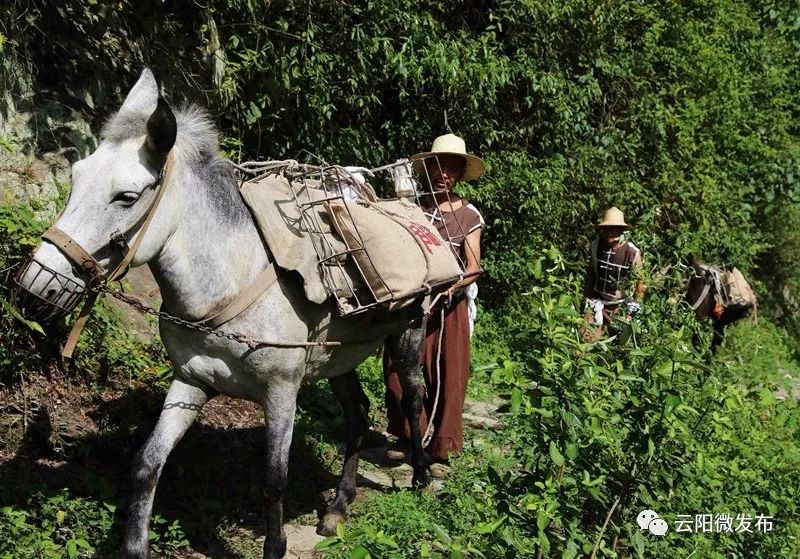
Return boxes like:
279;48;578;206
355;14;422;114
383;134;484;476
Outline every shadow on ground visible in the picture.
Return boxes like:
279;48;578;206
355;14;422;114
0;380;351;558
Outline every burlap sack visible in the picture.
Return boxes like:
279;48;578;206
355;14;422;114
377;199;466;287
241;175;359;304
326;198;462;306
721;267;757;308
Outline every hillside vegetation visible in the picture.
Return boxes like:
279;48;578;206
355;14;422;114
1;1;799;558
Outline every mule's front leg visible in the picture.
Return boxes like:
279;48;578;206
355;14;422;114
122;378;212;559
262;380;301;559
317;370;369;536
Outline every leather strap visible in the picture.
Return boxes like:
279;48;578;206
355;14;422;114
197;263;279;328
62;290;99;358
45;151;177;358
42;227;102;281
43;151;177;285
46;150;276;355
107;150;176;282
691;282;712;310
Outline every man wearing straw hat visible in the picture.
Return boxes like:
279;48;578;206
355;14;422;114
583;207;645;338
383;133;485;477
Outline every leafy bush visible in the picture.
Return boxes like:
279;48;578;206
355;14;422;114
0;201;53;377
0;490;113;559
0;489;190;559
321;248;800;558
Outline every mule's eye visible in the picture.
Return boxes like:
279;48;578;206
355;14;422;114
113;192;140;206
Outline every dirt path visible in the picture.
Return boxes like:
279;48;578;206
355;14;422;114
0;265;506;559
177;525;325;559
184;397;502;558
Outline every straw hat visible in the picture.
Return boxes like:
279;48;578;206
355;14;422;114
598;207;630;229
411;133;484;181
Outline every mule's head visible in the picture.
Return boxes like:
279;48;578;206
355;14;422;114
15;69;178;320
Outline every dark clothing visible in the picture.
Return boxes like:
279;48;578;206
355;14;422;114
384;295;471;461
423;201;484;266
584;239;642;302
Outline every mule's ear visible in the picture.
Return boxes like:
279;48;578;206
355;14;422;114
146;97;177;160
120;68;160;115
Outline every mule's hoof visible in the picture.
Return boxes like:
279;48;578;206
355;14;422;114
263;536;287;559
316;512;346;536
412;472;431;490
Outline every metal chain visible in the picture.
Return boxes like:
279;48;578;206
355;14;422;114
94;283;341;349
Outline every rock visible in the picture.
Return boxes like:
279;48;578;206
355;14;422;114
464;398;502;418
462;398;504;430
284;524;325;558
357;464;413;489
0;51;98;210
0;147;70;218
27;159;51;182
463;412;501;430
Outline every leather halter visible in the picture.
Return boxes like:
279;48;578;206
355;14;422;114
689;264;721;312
41;151;177;357
41;151;278;357
691;281;712;311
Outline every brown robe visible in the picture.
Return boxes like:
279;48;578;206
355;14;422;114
384;198;483;462
384;296;471;461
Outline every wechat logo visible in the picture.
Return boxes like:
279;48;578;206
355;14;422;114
637;510;669;536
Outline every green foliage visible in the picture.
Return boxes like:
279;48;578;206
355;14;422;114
0;202;50;374
71;297;169;389
2;1;800;557
148;514;191;557
455;250;717;557
718;318;800;387
757;203;800;342
317;481;510;559
322;249;800;558
0;491;112;559
356;354;389;425
0;489;190;558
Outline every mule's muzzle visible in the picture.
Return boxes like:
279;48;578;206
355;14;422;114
12;256;89;322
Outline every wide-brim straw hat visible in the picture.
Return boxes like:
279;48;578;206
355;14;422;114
598;206;630;229
411;133;484;182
